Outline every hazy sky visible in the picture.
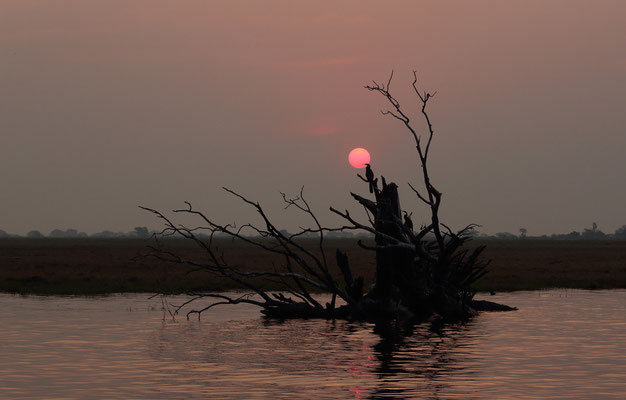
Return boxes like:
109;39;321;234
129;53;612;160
1;1;625;236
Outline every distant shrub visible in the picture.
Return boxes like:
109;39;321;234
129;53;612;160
495;232;517;239
133;227;150;238
49;229;86;238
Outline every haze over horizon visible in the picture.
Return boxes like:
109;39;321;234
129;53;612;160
2;1;625;236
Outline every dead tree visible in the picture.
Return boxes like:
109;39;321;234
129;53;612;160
141;72;514;320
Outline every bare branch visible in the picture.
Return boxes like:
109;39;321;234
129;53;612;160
138;71;510;320
408;182;431;205
329;207;416;251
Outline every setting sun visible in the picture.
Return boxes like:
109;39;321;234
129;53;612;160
348;148;370;169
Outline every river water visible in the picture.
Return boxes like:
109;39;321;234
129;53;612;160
1;290;625;399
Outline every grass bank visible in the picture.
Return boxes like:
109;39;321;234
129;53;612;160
1;238;625;295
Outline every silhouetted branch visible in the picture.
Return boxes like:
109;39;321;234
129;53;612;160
140;71;510;321
366;71;445;252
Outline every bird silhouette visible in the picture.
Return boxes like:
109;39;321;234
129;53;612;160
403;211;413;231
365;163;374;193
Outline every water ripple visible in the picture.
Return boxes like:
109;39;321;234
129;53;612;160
1;290;625;399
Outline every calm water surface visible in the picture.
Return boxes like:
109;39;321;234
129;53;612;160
1;290;625;399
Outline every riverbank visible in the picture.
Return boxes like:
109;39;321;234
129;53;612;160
1;238;625;295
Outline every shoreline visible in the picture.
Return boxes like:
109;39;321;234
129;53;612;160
2;238;625;295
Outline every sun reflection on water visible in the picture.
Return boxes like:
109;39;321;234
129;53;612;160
0;290;625;399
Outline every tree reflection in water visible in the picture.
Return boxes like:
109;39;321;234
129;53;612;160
349;317;481;400
148;298;483;399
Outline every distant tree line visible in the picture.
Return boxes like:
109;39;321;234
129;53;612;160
473;222;626;240
1;223;625;240
0;226;374;239
0;226;153;239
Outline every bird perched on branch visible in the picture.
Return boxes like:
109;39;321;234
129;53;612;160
403;211;413;231
365;163;374;193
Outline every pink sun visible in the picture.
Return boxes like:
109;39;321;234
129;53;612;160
348;148;370;168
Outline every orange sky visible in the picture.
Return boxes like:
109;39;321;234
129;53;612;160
1;1;625;235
